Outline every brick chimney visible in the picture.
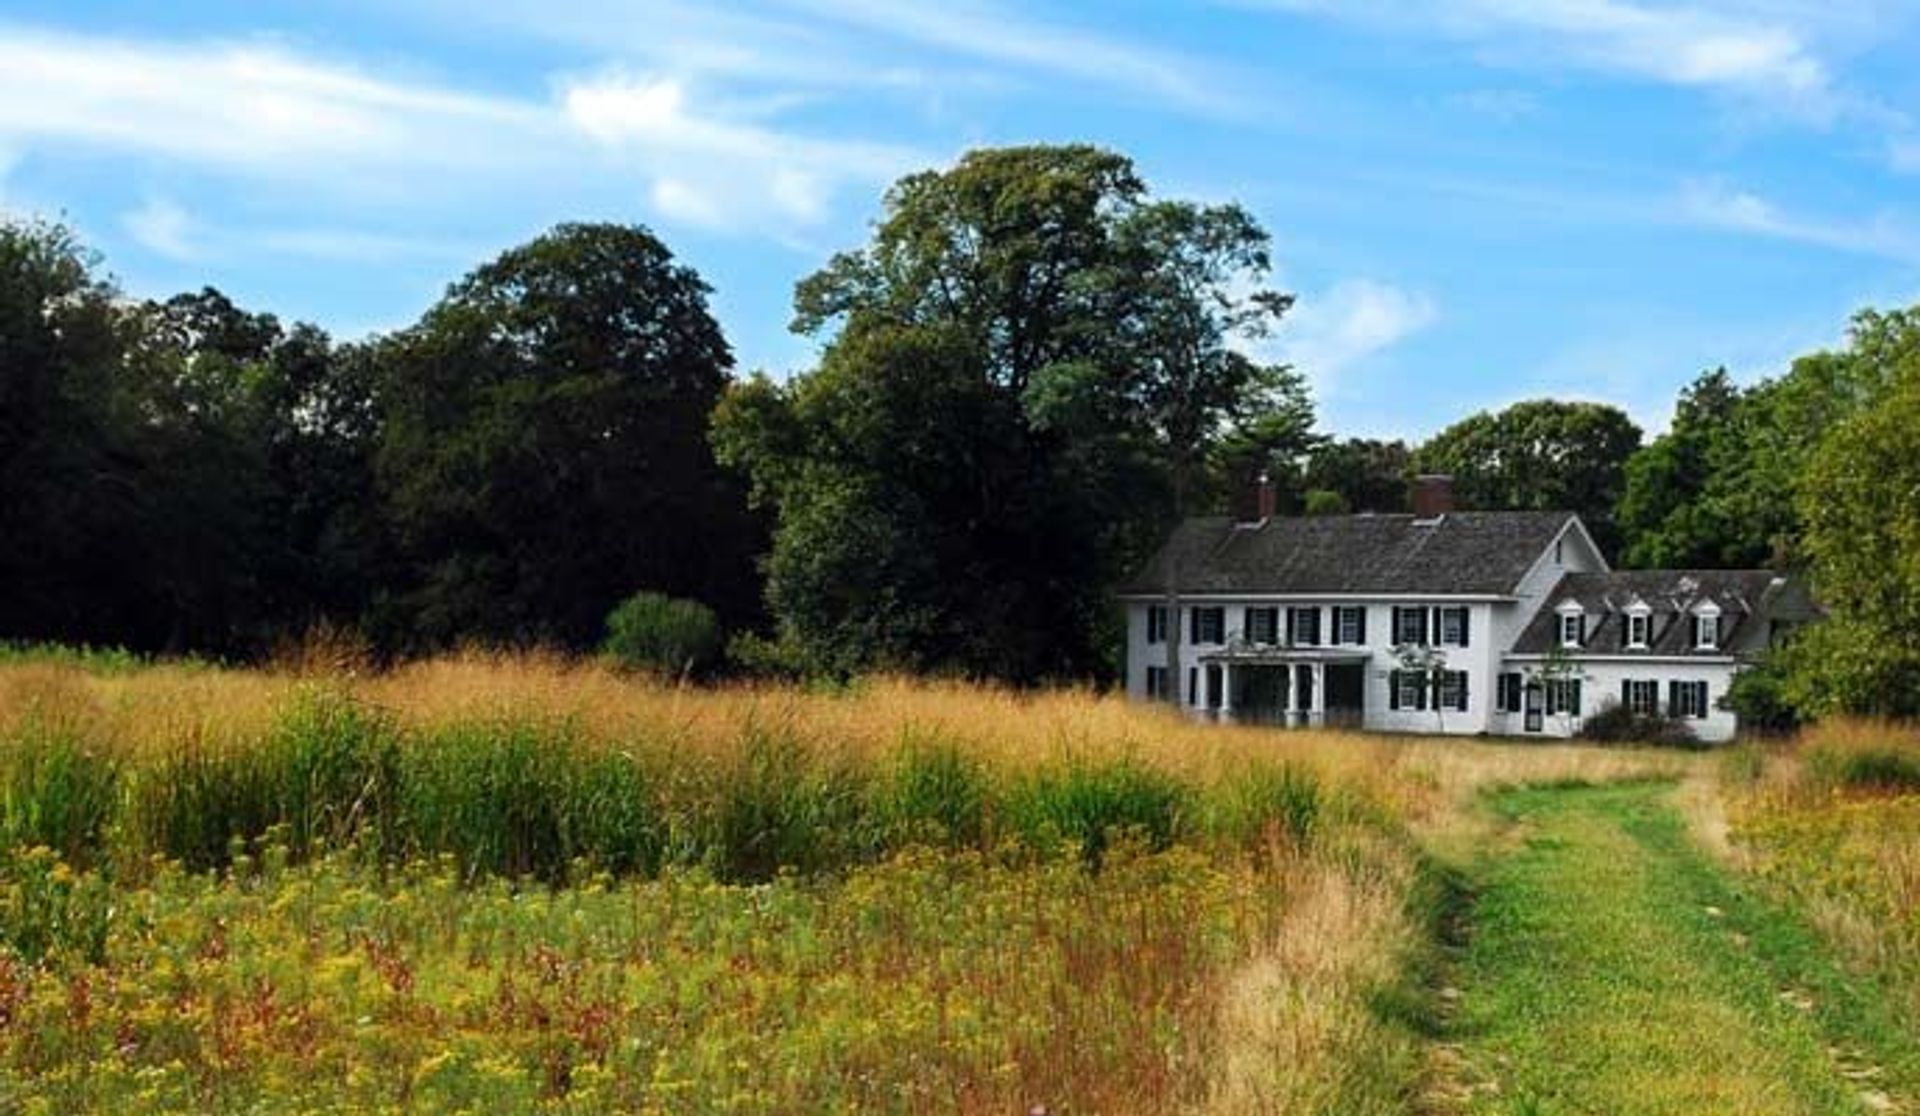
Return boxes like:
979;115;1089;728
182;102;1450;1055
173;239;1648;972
1411;474;1454;520
1256;472;1277;521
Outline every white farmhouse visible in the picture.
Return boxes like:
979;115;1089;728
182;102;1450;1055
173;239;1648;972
1119;476;1813;743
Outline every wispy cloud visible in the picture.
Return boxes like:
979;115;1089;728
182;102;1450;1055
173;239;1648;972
1266;278;1439;388
787;0;1237;114
121;197;198;260
1676;178;1920;262
0;23;924;239
1246;0;1844;113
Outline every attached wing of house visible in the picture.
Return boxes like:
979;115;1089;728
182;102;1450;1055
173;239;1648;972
1120;478;1807;743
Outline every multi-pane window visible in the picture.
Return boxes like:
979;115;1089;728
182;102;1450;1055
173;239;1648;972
1439;606;1469;647
1546;678;1583;717
1146;605;1167;645
1624;679;1659;716
1626;611;1651;648
1498;672;1523;713
1190;606;1225;645
1669;680;1709;719
1437;670;1469;712
1393;606;1427;646
1334;606;1365;646
1695;615;1719;649
1559;612;1585;648
1244;606;1280;644
1145;665;1169;699
1392;670;1426;711
1287;606;1321;646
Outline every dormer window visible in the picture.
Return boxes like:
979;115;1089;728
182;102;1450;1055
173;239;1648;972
1625;602;1652;650
1556;602;1586;648
1691;600;1723;650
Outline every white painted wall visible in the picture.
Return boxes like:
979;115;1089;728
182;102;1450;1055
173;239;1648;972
1489;658;1741;743
1125;599;1528;736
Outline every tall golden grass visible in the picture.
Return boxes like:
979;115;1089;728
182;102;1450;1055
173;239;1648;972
0;651;1687;1112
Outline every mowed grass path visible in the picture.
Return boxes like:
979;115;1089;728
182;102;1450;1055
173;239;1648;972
1432;781;1920;1115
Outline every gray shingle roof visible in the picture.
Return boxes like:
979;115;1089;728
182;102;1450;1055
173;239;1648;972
1511;569;1790;657
1119;511;1577;597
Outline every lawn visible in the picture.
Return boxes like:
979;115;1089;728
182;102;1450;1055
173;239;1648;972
1433;780;1920;1115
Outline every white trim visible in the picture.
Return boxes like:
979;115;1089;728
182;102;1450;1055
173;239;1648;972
1117;592;1516;602
1511;516;1613;598
1502;653;1738;664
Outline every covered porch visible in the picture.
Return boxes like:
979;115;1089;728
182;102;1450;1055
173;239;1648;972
1199;648;1370;728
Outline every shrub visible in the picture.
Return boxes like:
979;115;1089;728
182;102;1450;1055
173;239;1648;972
1721;651;1802;736
601;592;721;677
1578;700;1701;749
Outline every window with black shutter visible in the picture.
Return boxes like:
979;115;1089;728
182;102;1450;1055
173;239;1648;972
1147;606;1167;644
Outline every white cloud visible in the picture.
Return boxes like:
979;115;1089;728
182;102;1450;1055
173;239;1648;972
1250;0;1840;112
788;0;1234;113
559;71;921;227
0;24;924;236
1677;178;1920;261
1270;278;1439;387
122;197;197;259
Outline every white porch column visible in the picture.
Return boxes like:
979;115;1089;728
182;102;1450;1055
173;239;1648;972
1220;662;1235;722
1312;662;1326;726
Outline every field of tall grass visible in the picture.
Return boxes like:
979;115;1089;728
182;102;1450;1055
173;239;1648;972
1724;719;1920;1030
0;652;1683;1113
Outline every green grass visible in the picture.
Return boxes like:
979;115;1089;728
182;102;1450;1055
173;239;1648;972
1435;781;1920;1115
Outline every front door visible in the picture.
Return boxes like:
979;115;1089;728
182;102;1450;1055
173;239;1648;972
1524;681;1544;733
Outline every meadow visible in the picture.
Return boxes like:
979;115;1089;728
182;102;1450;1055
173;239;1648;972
1724;720;1920;1034
0;651;1692;1113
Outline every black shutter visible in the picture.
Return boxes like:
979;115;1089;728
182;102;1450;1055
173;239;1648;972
1307;607;1321;646
1456;671;1469;712
1189;608;1199;644
1623;679;1632;709
1390;607;1404;645
1429;607;1439;647
1415;673;1428;711
1357;608;1368;645
1388;670;1402;711
1669;680;1681;717
1572;680;1582;716
1695;681;1709;719
1459;608;1471;648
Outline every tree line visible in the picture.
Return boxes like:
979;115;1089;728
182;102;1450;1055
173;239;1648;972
2;144;1916;717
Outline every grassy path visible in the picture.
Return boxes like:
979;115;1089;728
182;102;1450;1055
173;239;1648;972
1428;780;1920;1115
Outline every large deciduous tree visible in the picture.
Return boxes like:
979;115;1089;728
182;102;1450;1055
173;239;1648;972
1782;308;1920;716
372;223;759;651
1413;399;1641;554
714;145;1306;682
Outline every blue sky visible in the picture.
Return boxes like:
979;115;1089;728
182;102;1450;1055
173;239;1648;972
3;1;1917;438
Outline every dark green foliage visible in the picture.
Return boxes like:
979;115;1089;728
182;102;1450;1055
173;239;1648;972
602;592;722;676
715;145;1308;682
1413;399;1641;554
0;218;758;662
372;223;761;652
1303;437;1410;514
1302;488;1350;516
1719;650;1802;736
1786;313;1920;717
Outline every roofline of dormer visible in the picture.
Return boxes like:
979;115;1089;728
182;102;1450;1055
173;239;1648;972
1510;513;1610;599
